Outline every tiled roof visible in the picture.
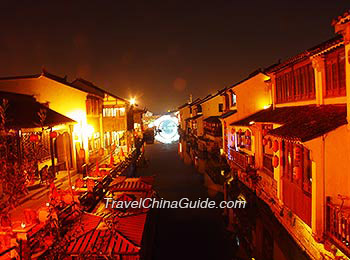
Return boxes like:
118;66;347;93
0;91;75;129
220;110;237;119
266;35;344;73
230;105;347;142
66;228;140;256
72;78;128;102
115;212;148;245
110;177;153;192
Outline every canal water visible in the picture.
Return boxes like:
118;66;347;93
138;141;310;260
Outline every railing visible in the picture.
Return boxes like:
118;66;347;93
326;197;350;257
229;148;249;170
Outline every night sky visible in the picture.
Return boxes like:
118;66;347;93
0;1;348;114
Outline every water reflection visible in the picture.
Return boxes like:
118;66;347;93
178;139;310;260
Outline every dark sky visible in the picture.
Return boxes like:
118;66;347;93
0;1;348;114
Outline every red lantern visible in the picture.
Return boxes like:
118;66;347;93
273;155;279;168
267;139;272;149
29;133;39;142
245;130;251;137
49;131;58;139
273;140;279;152
262;138;267;146
238;129;242;134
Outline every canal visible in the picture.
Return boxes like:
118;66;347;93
138;142;310;260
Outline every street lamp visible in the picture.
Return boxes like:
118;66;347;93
130;98;136;106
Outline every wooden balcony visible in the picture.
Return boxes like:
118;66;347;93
326;197;350;257
229;148;250;170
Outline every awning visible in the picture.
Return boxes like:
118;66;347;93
220;110;237;119
0;91;75;129
230;104;347;142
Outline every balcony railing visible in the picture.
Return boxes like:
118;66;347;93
229;148;249;170
326;197;350;257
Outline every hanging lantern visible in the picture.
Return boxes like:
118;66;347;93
238;129;242;134
295;146;302;160
273;155;279;168
29;133;39;142
268;139;272;149
294;166;302;180
262;138;267;146
247;138;251;145
98;148;104;156
273;140;279;152
245;130;251;137
231;128;235;135
49;131;58;139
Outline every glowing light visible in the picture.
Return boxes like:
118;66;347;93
72;185;75;190
130;98;136;105
220;148;224;155
221;170;225;176
237;193;247;202
85;125;94;138
153;115;179;144
21;222;26;229
46;202;50;207
263;104;271;109
249;121;255;125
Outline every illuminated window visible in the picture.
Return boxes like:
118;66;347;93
231;92;236;106
119;107;125;116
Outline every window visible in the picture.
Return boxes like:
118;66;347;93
275;63;315;103
86;97;102;116
119;107;126;116
325;48;346;97
231;92;236;106
218;103;223;112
